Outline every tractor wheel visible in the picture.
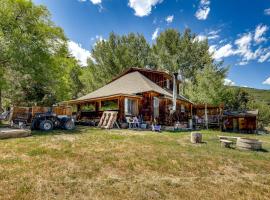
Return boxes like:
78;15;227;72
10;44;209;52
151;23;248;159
64;119;75;130
39;120;53;131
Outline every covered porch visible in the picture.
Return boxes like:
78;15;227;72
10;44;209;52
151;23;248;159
67;94;142;125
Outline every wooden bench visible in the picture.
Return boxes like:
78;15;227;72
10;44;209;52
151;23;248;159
220;139;233;148
218;136;239;140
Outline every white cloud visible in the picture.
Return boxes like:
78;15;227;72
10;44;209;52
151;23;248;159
259;51;270;63
210;24;269;64
195;0;210;20
238;61;248;66
264;8;270;15
68;41;91;66
79;0;101;4
207;29;220;40
234;33;254;61
209;45;216;54
211;44;236;61
195;35;207;42
152;28;159;40
254;24;268;44
128;0;163;17
224;78;235;86
208;34;219;40
263;77;270;85
90;0;101;4
166;15;174;23
195;29;220;42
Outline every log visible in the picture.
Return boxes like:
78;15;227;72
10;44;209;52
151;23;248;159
236;138;262;151
191;132;202;144
0;128;31;139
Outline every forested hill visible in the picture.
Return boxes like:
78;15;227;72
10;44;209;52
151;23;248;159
231;86;270;105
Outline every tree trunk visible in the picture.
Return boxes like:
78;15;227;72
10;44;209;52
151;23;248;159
205;103;208;129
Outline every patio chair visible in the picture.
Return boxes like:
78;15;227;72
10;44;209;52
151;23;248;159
133;116;140;128
126;117;135;128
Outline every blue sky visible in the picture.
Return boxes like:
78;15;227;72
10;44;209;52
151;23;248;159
33;0;270;90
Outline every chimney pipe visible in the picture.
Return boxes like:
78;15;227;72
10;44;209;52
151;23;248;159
172;72;178;112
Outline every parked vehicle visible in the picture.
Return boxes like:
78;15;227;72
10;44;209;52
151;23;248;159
10;106;75;131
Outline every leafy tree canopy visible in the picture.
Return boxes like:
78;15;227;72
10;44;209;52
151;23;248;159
0;0;83;107
81;32;154;92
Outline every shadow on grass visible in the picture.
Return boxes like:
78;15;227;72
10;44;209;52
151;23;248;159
226;146;269;153
258;148;269;153
31;126;92;137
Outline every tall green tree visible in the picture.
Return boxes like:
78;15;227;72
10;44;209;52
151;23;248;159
185;65;227;129
153;29;213;80
0;0;83;107
248;100;270;128
223;88;250;111
81;32;154;92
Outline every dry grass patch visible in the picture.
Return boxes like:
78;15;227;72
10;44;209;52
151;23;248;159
0;127;269;199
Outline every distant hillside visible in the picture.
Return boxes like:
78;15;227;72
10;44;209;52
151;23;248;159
231;86;270;105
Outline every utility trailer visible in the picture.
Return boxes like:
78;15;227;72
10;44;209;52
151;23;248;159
9;106;75;131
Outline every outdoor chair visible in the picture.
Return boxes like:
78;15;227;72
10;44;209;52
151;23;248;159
126;116;140;128
126;117;135;128
133;116;140;128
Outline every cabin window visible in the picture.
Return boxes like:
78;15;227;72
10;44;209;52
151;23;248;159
125;98;138;115
100;100;118;111
181;104;185;113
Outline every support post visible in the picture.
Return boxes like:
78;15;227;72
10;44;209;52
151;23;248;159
205;103;208;129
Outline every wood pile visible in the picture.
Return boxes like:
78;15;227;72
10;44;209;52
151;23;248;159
32;106;50;116
52;106;72;116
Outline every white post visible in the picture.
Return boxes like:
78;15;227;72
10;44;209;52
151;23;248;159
205;103;208;129
172;73;177;112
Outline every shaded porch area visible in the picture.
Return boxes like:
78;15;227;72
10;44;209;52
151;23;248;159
68;94;141;126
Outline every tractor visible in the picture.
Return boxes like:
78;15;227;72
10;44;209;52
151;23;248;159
10;106;75;131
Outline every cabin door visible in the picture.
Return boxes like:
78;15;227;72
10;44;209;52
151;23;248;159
153;97;159;119
233;118;238;132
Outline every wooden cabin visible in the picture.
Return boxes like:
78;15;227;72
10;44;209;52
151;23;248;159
67;67;193;126
222;110;258;133
193;104;224;128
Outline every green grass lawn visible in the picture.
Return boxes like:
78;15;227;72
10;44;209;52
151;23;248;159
0;127;270;200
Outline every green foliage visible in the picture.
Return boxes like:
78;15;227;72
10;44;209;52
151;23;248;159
223;88;250;110
153;29;214;80
232;86;270;106
81;32;154;92
185;64;227;106
81;104;95;111
248;100;270;128
0;0;83;107
100;100;118;111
